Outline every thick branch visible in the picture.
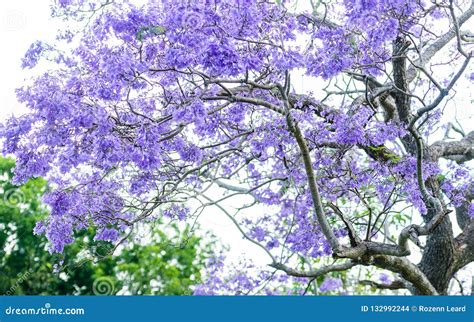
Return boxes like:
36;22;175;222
359;279;408;290
392;35;412;124
270;261;356;278
454;220;474;270
429;131;474;163
455;186;473;230
397;210;452;253
370;255;438;295
406;0;474;83
452;186;474;269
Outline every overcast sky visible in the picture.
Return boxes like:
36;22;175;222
1;1;51;119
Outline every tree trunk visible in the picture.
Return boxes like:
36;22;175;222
418;217;455;294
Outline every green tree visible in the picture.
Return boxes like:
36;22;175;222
0;157;216;295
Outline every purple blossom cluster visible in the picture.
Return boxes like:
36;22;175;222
21;41;46;69
319;277;343;292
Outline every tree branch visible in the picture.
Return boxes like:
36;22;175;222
370;255;438;295
199;194;277;264
359;279;408;290
270;261;356;278
286;115;341;251
406;0;474;83
392;35;412;124
454;220;474;270
429;131;474;163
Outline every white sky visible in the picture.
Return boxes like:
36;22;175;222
1;1;49;118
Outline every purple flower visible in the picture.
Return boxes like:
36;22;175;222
251;227;266;242
163;204;189;221
379;273;393;285
94;228;119;243
21;41;45;69
320;278;343;292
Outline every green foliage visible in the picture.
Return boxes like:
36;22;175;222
136;25;166;41
0;157;215;295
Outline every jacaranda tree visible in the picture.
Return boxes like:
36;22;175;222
1;0;473;295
